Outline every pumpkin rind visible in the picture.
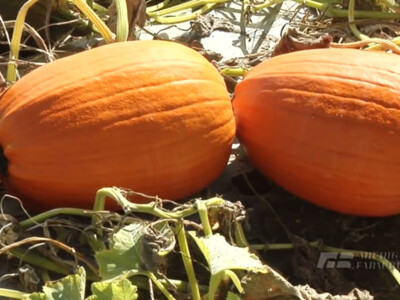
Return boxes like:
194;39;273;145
233;48;400;216
0;40;235;210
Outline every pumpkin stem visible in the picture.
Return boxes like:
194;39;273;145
0;147;9;175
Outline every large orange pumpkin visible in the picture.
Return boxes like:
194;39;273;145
233;48;400;216
0;40;235;210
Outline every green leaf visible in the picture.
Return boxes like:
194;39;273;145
189;232;305;299
24;267;86;300
188;232;265;274
86;278;138;300
96;222;147;279
95;221;175;279
226;291;243;300
24;293;47;300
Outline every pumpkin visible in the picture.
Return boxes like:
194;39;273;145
233;48;400;216
0;40;235;210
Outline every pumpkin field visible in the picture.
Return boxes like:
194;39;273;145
1;0;400;299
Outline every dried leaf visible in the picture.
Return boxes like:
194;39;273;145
241;271;305;300
190;15;238;38
189;232;305;299
274;27;332;56
296;285;373;300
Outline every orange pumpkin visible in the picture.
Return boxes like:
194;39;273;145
0;40;235;210
233;48;400;216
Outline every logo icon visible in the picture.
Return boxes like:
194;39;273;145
317;252;354;269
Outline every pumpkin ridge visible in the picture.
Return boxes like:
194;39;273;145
278;87;400;114
23;88;231;133
48;78;228;122
241;88;400;130
4;106;235;167
257;153;397;186
3;113;235;179
269;157;400;199
0;59;224;117
252;59;400;75
15;42;214;85
0;78;227;130
8;131;233;180
238;71;400;111
250;51;400;77
246;133;400;164
102;99;233;130
242;71;400;97
1;56;222;97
